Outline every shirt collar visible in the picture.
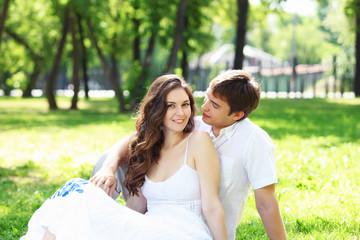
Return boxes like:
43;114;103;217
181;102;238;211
211;120;241;140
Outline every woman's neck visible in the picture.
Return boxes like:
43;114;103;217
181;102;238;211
162;131;186;150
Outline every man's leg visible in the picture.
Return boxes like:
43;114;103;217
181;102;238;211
90;152;129;201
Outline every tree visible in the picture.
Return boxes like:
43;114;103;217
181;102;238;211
348;0;360;96
77;13;90;99
86;19;126;112
0;0;10;51
234;0;248;69
4;27;43;97
3;0;63;97
46;7;70;110
180;0;214;79
318;0;359;95
129;0;168;109
69;8;80;110
355;12;360;96
166;0;190;73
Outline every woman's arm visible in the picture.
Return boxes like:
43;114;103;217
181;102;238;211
192;131;228;240
126;190;147;214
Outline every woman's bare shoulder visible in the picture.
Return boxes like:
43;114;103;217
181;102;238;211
191;129;211;140
189;130;213;150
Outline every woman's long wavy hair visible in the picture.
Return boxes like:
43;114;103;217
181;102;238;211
124;74;196;196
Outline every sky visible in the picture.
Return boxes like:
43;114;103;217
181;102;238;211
250;0;318;16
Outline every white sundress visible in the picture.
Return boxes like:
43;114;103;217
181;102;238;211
21;134;212;240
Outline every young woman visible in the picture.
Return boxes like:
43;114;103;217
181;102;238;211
21;74;227;240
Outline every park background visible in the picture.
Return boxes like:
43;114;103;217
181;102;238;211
1;0;360;239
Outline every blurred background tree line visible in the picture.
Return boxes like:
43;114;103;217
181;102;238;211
0;0;359;112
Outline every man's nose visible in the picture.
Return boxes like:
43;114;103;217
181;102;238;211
201;99;209;111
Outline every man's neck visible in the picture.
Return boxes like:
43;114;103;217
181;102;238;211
211;127;221;138
212;121;239;138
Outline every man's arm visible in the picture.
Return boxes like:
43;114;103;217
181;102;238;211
254;184;286;240
90;135;131;196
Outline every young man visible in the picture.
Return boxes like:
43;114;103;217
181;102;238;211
90;70;286;239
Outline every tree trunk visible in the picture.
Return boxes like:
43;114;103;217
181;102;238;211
181;50;188;80
77;13;89;99
290;15;297;92
0;0;10;51
130;31;157;110
166;0;189;74
2;72;11;96
354;13;360;97
111;54;126;111
132;0;141;62
181;17;189;79
70;10;80;110
23;62;41;97
234;0;248;69
46;7;70;110
86;19;126;112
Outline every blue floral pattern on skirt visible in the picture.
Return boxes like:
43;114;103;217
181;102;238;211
50;178;89;199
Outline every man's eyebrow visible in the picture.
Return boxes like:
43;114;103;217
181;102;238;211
210;99;220;108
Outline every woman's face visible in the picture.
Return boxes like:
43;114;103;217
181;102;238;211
162;88;191;134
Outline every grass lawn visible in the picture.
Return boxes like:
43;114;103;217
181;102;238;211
0;96;359;239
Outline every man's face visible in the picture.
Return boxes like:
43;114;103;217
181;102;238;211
201;89;239;133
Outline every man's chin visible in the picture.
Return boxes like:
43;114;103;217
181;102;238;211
202;116;211;125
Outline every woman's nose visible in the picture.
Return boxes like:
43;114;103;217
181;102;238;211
176;106;184;115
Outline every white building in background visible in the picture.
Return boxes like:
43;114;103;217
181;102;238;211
188;44;289;91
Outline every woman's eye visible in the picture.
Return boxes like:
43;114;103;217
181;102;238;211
167;104;175;108
182;103;190;107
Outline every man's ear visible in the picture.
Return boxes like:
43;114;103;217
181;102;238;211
232;111;244;121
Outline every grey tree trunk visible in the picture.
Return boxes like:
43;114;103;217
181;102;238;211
46;7;70;110
166;0;189;74
70;10;80;110
234;0;248;69
86;20;126;112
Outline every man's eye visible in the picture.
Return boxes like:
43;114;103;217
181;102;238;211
212;103;219;109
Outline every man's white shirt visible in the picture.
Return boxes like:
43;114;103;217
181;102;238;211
194;116;278;240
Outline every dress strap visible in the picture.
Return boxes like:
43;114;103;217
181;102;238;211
184;132;193;165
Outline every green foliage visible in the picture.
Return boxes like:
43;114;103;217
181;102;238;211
317;0;355;84
248;9;341;64
182;0;215;58
0;40;28;91
1;96;359;239
2;0;356;99
1;0;62;91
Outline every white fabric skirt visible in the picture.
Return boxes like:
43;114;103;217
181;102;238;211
21;178;212;240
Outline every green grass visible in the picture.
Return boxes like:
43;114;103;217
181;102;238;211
1;96;360;239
